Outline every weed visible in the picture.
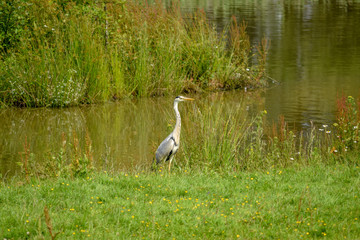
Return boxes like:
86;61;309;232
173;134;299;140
18;136;31;183
44;206;59;240
334;95;360;153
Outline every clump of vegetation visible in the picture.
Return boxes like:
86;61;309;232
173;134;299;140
0;0;269;107
174;95;360;172
333;95;360;153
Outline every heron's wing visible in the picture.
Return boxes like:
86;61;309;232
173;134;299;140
155;134;175;164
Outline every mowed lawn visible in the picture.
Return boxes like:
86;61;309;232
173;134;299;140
1;164;359;239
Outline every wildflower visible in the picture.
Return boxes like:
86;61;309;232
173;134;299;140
319;128;324;131
326;131;331;134
323;124;328;128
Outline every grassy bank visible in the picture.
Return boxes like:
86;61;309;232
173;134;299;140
2;95;360;239
0;0;268;107
1;164;359;239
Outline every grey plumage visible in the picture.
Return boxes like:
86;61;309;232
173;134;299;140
155;96;194;171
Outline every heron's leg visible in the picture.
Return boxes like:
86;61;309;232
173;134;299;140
168;157;174;173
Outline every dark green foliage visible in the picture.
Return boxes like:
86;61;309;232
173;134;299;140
0;0;268;107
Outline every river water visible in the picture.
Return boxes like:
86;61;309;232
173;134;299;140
1;0;360;176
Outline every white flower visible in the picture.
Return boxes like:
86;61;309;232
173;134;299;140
319;129;324;131
323;124;328;128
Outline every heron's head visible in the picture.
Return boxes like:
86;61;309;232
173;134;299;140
175;96;195;102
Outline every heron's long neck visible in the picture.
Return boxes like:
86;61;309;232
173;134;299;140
173;101;181;140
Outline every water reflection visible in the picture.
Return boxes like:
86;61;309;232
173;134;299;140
171;0;360;128
0;92;263;176
2;0;360;175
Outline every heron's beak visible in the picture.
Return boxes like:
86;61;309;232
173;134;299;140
184;97;195;101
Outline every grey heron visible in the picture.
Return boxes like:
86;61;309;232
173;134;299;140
155;96;194;172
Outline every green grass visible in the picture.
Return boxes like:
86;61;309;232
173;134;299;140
1;164;359;239
1;96;360;239
0;0;269;107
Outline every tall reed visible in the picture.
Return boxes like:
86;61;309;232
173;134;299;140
0;0;269;107
176;96;359;172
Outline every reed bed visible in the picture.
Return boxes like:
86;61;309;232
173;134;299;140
174;95;360;173
6;95;359;181
0;0;268;107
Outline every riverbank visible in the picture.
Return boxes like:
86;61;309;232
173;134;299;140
1;164;359;239
0;0;268;108
1;96;360;239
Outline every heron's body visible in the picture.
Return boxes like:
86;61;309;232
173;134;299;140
155;96;193;171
